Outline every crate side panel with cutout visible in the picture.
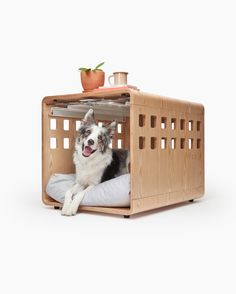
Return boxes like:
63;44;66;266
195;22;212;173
129;91;204;214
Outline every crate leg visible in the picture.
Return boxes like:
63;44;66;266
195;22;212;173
189;199;194;203
124;215;130;218
54;206;60;209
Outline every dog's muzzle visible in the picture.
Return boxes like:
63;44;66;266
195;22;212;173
82;144;97;157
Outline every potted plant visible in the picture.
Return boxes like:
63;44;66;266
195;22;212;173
79;62;105;91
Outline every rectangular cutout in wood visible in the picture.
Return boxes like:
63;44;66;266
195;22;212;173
76;120;81;130
150;137;157;149
118;139;122;149
63;138;70;149
50;137;57;149
161;117;167;129
171;118;176;130
98;122;103;127
188;138;193;149
197;121;201;131
188;120;193;131
117;123;122;133
171;138;176;149
139;136;145;149
50;118;57;130
139;114;145;127
161;137;167;149
150;116;157;128
63;119;69;131
180;138;185;149
197;139;201;149
180;119;185;130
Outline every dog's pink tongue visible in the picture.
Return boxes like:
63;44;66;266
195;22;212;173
83;146;93;156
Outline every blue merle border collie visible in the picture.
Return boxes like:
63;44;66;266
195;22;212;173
61;109;130;216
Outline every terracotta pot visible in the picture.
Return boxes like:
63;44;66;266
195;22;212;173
80;70;105;91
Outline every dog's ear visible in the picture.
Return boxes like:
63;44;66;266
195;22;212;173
107;121;117;137
82;109;95;126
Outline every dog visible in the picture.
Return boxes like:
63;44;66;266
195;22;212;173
61;109;130;216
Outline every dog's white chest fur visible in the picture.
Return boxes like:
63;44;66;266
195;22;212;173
73;146;112;187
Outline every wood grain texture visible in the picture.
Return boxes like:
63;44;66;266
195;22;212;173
42;89;204;216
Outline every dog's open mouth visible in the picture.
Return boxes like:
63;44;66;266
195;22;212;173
82;145;97;157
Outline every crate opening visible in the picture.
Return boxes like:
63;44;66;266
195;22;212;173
139;114;145;127
180;138;185;149
197;121;201;131
50;137;57;149
180;119;185;130
161;117;167;129
171;118;176;130
188;138;193;149
197;139;201;149
50;118;57;130
63;138;70;149
63;119;70;131
76;120;81;130
161;137;167;149
171;138;176;149
188;120;193;131
46;95;131;209
150;115;157;128
150;137;157;149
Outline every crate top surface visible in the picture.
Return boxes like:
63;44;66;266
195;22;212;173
42;88;204;113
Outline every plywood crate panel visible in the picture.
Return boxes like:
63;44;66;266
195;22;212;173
42;89;204;216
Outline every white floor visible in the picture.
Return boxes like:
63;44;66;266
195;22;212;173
1;173;235;294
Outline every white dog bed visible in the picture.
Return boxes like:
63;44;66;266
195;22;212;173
46;173;130;207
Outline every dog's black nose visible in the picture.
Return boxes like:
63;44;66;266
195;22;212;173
87;139;94;146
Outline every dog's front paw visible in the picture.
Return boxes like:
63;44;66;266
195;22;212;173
61;206;73;216
61;207;71;216
70;200;80;216
61;204;71;216
61;190;73;216
61;201;79;216
61;202;75;216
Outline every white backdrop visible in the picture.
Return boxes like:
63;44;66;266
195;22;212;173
0;0;235;293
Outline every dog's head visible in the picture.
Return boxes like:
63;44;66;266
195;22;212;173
76;109;117;158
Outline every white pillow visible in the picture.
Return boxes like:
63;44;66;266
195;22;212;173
46;173;130;207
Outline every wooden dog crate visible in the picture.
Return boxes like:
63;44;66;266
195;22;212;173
42;89;204;217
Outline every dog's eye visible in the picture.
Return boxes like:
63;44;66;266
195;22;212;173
85;130;91;136
98;135;102;141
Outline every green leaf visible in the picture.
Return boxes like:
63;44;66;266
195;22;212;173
78;67;91;72
92;69;103;72
94;62;105;70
